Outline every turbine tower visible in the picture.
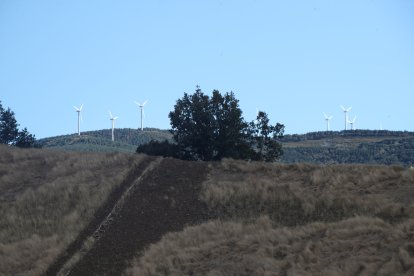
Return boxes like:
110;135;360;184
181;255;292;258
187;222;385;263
323;112;333;131
109;111;118;142
348;115;357;130
73;104;83;135
340;105;352;130
135;100;148;131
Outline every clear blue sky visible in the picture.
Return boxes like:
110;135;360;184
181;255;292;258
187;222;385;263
1;0;413;138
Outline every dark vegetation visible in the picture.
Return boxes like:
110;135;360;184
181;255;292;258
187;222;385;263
281;130;414;166
139;87;284;162
0;100;37;148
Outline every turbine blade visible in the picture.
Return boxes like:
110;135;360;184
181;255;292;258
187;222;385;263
340;105;345;111
109;110;113;118
347;106;352;112
134;101;141;106
142;100;148;106
74;106;79;111
323;112;328;118
80;104;83;111
114;116;119;120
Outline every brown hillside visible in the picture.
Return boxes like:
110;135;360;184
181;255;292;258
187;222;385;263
0;145;143;275
1;145;414;275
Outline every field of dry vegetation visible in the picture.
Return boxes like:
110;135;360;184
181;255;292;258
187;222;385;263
0;144;142;275
126;159;414;275
1;144;414;275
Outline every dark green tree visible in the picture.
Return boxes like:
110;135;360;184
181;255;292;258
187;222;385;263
15;128;37;148
169;87;254;160
249;111;284;161
136;140;181;158
0;104;19;145
168;87;283;161
0;100;37;147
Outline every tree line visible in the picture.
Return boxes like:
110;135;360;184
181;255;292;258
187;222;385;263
0;101;37;148
137;87;285;162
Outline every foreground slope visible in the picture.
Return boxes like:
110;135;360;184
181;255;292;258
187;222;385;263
1;145;414;275
126;160;414;275
0;145;147;275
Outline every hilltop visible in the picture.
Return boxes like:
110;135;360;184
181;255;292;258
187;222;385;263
37;128;414;165
37;128;172;153
281;130;414;166
1;145;414;275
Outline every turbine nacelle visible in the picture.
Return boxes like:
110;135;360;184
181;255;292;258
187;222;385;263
323;112;333;120
74;104;83;112
109;111;119;121
135;100;148;108
340;105;352;112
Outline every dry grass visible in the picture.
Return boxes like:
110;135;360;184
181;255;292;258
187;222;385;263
202;159;414;225
0;144;140;275
126;158;414;275
125;216;414;275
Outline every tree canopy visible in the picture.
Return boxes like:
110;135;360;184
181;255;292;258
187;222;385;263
0;100;37;148
160;87;284;161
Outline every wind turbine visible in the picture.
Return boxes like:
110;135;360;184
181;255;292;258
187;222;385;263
340;105;352;130
348;116;357;130
109;111;118;142
73;104;83;135
323;112;333;131
134;100;148;131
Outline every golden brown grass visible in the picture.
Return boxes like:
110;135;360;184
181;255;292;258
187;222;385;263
202;159;414;225
126;158;414;275
125;216;414;275
0;145;140;275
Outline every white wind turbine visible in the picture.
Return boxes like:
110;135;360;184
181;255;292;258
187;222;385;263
348;115;357;130
323;112;333;131
135;100;148;131
73;104;83;135
340;105;352;130
109;111;118;142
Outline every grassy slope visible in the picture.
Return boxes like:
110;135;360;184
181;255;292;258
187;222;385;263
126;159;414;275
2;144;414;275
0;145;143;275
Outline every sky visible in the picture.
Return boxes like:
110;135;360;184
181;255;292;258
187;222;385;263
1;0;413;139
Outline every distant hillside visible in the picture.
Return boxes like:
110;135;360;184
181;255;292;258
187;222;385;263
37;128;414;165
37;128;172;153
281;130;414;166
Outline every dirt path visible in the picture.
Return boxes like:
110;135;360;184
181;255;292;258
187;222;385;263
66;158;211;275
45;156;158;276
